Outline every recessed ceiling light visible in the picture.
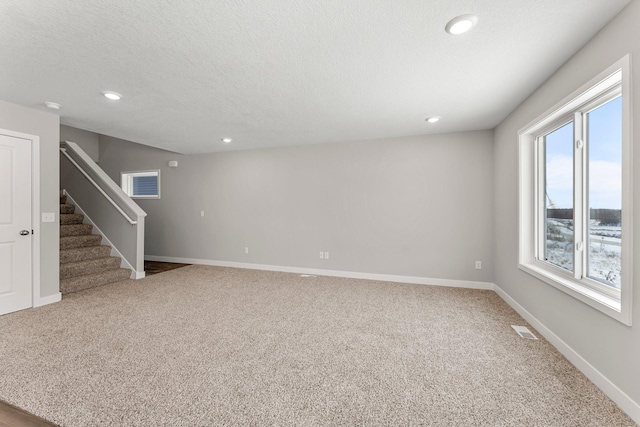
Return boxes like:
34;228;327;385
102;91;122;100
221;138;233;143
44;101;61;110
445;15;478;35
426;116;441;123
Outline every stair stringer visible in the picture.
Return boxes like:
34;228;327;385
62;190;142;279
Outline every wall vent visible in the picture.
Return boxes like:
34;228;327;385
511;325;538;340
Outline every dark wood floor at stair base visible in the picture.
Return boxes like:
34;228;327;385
0;400;57;427
144;261;190;276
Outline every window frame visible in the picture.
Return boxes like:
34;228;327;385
518;55;633;325
121;170;161;199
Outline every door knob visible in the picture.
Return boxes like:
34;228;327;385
19;230;30;236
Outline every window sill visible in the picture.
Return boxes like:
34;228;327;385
518;262;629;326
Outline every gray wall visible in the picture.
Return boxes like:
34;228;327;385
0;100;60;298
493;0;640;408
99;131;494;282
60;125;100;162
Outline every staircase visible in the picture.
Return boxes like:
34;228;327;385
59;194;131;294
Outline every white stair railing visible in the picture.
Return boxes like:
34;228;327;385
60;141;147;279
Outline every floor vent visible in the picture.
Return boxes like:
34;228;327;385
300;274;317;278
511;325;538;340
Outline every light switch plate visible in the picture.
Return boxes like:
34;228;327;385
42;212;55;223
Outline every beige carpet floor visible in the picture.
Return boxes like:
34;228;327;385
0;265;635;426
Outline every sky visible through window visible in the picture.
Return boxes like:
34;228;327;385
587;97;622;210
545;122;573;209
545;97;622;210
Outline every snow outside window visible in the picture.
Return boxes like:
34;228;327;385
518;55;632;326
121;170;160;199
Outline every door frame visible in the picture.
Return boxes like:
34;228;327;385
0;128;42;308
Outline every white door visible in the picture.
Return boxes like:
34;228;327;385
0;133;32;315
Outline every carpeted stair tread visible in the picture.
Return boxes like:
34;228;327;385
60;213;84;225
60;203;75;214
60;234;103;250
60;245;112;264
60;224;93;237
60;256;123;280
60;268;131;294
59;196;133;294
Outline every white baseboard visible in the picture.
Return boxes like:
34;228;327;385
144;255;495;290
494;285;640;425
34;292;62;307
131;270;145;279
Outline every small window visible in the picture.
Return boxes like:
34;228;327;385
121;170;160;199
518;55;632;325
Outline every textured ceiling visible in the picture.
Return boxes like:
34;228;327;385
0;0;630;154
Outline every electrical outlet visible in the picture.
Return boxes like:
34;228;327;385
200;211;205;217
475;261;482;270
244;247;249;254
319;251;324;259
324;252;329;260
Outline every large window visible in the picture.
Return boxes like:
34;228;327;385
518;55;632;325
121;170;160;199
